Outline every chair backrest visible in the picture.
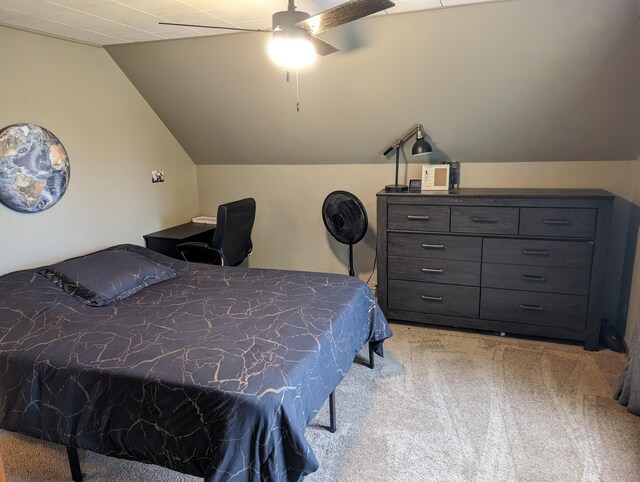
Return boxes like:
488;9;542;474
211;198;256;266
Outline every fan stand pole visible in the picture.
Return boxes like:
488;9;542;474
348;243;355;277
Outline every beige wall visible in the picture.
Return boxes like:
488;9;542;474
197;160;636;321
0;27;199;275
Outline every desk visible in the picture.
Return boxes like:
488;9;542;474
144;222;216;259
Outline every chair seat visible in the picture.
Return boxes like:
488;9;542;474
175;242;221;265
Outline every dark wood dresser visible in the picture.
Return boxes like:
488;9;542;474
376;189;613;350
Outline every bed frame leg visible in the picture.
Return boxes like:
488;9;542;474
328;391;336;433
369;342;375;369
66;446;83;482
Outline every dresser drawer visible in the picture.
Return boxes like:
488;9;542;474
388;233;482;261
480;288;587;329
388;205;450;232
483;238;593;268
389;280;479;317
389;256;481;286
519;208;597;238
482;263;590;295
451;207;519;234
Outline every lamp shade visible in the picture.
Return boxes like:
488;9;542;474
411;124;432;156
411;137;432;156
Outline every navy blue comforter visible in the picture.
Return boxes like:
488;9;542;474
0;245;391;481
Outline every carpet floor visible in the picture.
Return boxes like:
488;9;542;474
1;324;639;481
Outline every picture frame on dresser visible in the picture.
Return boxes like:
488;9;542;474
376;188;613;350
421;164;450;191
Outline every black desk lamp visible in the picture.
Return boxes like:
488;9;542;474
383;124;432;192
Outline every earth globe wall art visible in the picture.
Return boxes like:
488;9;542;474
0;123;70;213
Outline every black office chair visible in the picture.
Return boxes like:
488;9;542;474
176;198;256;266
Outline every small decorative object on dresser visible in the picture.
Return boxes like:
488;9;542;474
421;164;450;191
447;160;460;191
376;188;613;350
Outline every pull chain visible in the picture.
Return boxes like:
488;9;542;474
296;69;300;112
284;70;301;112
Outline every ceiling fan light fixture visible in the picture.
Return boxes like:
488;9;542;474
162;1;397;70
268;28;316;69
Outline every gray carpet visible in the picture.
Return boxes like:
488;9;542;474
2;324;639;481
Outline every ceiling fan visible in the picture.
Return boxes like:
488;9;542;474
160;0;395;69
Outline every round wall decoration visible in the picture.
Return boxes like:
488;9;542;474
0;123;70;213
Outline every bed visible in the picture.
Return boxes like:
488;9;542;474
0;244;391;481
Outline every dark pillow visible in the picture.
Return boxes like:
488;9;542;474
39;249;177;306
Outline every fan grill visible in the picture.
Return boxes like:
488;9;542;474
322;191;368;245
322;191;368;277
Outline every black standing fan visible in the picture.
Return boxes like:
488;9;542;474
322;191;368;277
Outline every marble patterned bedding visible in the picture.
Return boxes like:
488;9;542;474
0;245;391;481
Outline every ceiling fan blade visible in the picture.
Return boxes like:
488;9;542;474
159;21;271;33
310;36;340;56
296;0;395;36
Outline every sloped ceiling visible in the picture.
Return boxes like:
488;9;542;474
0;0;500;45
107;0;640;165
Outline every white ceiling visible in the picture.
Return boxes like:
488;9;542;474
0;0;500;46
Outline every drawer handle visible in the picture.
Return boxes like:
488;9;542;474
522;249;549;256
521;274;546;282
422;268;444;273
543;219;570;225
407;215;430;221
422;295;443;302
471;217;497;224
422;244;445;249
519;304;544;311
